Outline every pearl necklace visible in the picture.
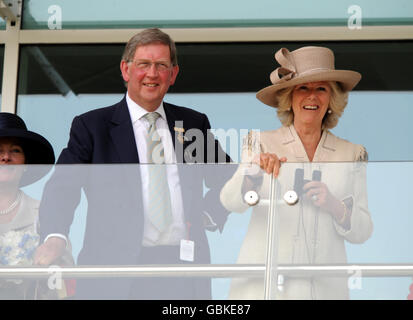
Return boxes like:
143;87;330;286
0;191;22;215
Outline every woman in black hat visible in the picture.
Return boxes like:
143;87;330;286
0;113;72;299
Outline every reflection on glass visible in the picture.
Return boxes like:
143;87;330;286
17;45;124;95
0;113;73;300
221;161;413;300
35;163;246;299
0;162;38;300
0;45;3;107
272;162;372;300
0;164;264;299
22;0;413;29
15;43;413;99
0;163;411;299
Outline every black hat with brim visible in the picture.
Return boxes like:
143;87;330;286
0;113;55;186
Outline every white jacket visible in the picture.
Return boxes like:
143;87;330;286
220;125;373;299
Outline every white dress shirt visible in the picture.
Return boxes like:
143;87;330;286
45;94;186;248
126;93;186;246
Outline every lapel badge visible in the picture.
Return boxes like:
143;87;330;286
174;126;185;144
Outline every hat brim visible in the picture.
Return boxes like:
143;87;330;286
0;129;55;186
256;69;361;108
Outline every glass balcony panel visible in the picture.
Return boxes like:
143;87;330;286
265;161;413;300
0;163;268;300
0;162;412;299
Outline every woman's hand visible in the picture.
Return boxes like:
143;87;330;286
303;181;334;211
303;181;350;227
253;153;287;177
33;237;66;266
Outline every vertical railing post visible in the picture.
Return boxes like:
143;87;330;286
264;175;279;300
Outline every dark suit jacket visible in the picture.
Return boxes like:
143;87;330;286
39;96;233;299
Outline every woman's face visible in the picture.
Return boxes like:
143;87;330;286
291;81;331;129
0;137;26;184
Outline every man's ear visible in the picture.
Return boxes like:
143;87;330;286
170;65;179;85
120;60;130;83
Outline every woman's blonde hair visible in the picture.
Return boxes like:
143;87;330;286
276;81;348;129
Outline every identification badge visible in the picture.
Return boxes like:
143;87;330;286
180;239;195;262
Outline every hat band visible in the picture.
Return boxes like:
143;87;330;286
270;67;336;86
298;67;333;76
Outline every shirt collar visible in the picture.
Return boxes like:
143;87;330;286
126;92;167;123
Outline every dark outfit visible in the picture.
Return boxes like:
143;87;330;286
39;97;232;299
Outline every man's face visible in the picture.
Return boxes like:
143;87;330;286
121;43;179;111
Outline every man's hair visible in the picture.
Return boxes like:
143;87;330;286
121;28;178;66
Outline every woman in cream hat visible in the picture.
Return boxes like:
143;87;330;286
221;46;373;299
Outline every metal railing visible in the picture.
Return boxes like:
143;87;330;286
0;264;412;279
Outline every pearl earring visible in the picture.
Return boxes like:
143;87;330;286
327;109;332;114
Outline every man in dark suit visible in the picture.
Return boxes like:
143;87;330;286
34;28;232;299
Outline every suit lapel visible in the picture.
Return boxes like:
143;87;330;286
284;125;308;161
163;102;178;150
313;130;336;162
109;97;140;163
163;102;195;223
164;102;191;163
284;125;335;162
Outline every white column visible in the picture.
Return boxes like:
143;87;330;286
1;16;20;113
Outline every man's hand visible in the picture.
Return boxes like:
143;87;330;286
34;237;66;266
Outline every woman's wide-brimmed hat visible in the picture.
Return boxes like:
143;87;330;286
256;46;362;108
0;113;55;186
